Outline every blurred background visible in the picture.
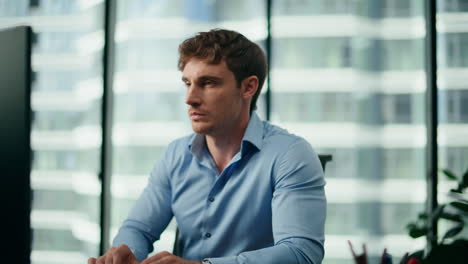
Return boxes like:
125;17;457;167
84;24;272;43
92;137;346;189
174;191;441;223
1;0;467;263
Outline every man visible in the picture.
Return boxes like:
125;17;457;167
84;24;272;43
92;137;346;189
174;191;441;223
88;29;326;264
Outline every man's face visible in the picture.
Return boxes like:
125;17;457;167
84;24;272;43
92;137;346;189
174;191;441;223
182;58;244;136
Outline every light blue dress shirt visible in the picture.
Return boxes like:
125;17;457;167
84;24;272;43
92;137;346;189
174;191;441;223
113;113;326;264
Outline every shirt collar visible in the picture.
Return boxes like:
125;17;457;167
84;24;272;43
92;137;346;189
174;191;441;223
241;112;263;152
188;112;264;160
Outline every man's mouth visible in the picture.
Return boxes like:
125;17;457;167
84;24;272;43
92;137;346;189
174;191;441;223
190;112;206;121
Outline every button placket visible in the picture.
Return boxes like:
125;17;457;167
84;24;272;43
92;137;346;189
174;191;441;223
201;172;218;245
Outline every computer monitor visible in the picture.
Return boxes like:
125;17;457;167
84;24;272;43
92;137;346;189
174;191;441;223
0;25;32;263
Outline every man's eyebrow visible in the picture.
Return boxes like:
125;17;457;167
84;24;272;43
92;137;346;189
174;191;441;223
198;75;222;82
181;75;223;82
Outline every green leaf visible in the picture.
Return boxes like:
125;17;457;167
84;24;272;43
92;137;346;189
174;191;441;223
450;201;468;213
418;212;428;220
462;169;468;189
407;222;429;238
441;224;464;242
409;226;429;238
440;212;463;222
440;169;458;181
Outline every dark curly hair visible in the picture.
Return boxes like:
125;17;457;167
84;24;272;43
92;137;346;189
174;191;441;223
178;29;267;114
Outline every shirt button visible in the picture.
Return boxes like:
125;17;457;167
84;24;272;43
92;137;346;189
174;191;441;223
208;197;215;202
205;232;211;238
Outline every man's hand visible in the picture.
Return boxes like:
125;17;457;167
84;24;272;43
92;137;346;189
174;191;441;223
88;244;140;264
140;251;200;264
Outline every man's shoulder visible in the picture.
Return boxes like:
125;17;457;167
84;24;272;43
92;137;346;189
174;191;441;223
261;122;322;179
262;121;309;149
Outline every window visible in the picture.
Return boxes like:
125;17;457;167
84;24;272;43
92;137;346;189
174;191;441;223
0;1;105;263
3;1;467;263
271;1;426;262
110;0;267;254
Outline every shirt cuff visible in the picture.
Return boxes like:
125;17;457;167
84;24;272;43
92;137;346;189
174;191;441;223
128;246;145;262
207;256;238;264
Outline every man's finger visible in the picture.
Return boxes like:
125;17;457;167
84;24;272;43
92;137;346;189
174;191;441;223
146;255;177;264
96;255;107;264
88;258;97;264
105;253;114;264
141;251;172;264
113;245;130;264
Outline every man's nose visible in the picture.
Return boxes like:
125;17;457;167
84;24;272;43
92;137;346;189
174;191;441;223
185;85;201;107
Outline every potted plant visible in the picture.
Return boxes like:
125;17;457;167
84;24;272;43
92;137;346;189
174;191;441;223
403;168;468;264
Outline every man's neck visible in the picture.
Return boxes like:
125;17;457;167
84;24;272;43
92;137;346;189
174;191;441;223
205;114;250;174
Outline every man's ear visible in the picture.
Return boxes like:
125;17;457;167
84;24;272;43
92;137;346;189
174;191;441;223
241;76;259;100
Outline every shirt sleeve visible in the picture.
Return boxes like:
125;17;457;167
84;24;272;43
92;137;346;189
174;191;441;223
112;150;174;261
208;137;326;264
